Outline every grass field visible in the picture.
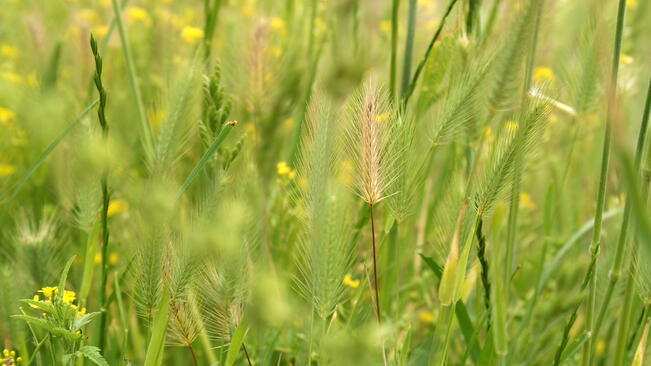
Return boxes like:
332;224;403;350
1;0;651;365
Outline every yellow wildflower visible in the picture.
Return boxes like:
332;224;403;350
342;274;360;289
533;66;555;83
126;7;151;25
1;72;22;84
241;5;255;16
63;290;76;304
270;17;287;36
277;161;292;176
76;8;100;24
419;310;435;323
1;44;18;59
627;0;637;8
0;348;20;365
620;54;634;66
376;112;390;123
95;253;103;264
107;199;129;217
0;164;16;178
0;107;15;126
109;252;120;265
380;20;391;35
29;295;42;309
595;340;606;357
181;26;204;44
282;118;294;130
506;121;518;132
92;25;109;38
520;193;537;211
77;307;87;317
483;127;495;143
38;286;58;298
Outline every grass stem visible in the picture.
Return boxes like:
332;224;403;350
390;0;400;102
370;204;381;323
582;1;627;364
594;79;651;344
111;0;152;155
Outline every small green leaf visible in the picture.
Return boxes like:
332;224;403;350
72;312;102;331
78;345;110;366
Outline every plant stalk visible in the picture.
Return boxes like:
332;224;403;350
582;1;627;364
390;0;400;101
111;0;152;155
370;203;381;323
593;79;651;343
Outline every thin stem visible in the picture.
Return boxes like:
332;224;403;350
90;34;112;352
400;0;417;99
242;343;253;366
389;0;400;102
594;79;651;342
582;1;627;364
188;344;199;366
402;0;459;107
111;0;152;155
370;204;381;323
613;267;636;365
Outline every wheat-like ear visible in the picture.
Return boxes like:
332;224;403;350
344;77;399;205
563;20;601;116
166;243;200;347
488;1;541;113
196;264;246;342
432;59;492;146
73;183;101;232
131;230;166;324
293;94;355;321
474;98;550;217
11;208;67;286
147;59;201;176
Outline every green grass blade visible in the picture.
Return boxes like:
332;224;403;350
57;256;77;303
176;122;236;198
79;221;102;303
111;0;152;156
225;318;249;366
144;286;170;366
1;99;98;209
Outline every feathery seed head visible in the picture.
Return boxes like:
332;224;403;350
344;78;398;205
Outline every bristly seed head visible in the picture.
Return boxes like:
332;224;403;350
344;77;398;205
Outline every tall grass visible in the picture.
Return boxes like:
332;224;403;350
1;1;650;365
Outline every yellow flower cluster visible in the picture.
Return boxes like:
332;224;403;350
107;199;129;217
31;287;86;317
533;66;555;83
94;252;120;266
0;164;16;178
1;44;18;59
126;6;152;26
181;26;204;44
1;349;21;365
277;161;296;180
342;274;360;289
